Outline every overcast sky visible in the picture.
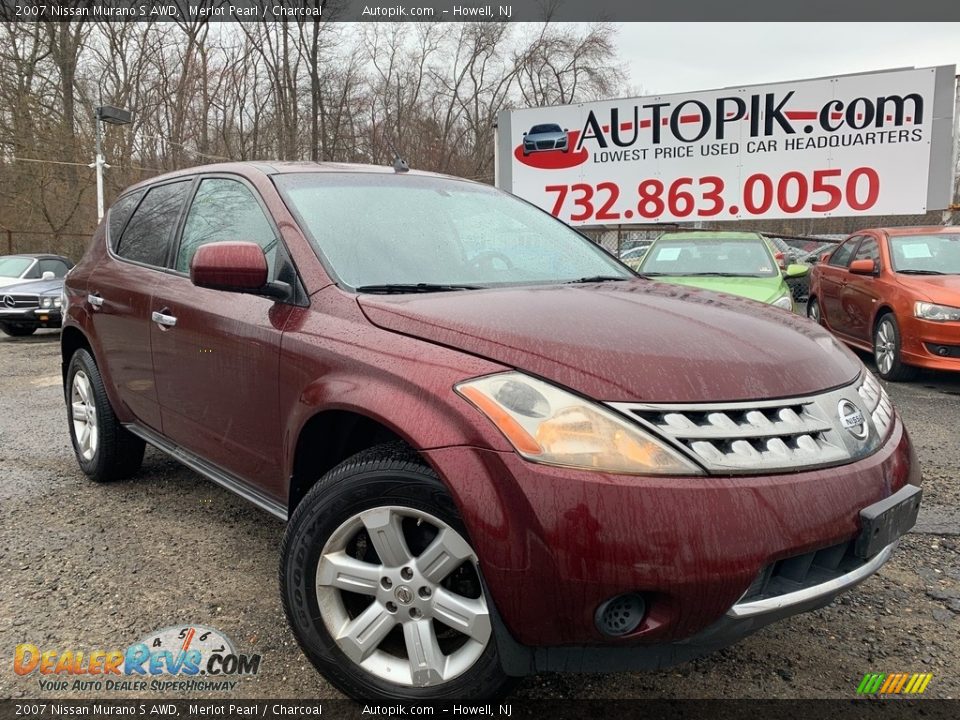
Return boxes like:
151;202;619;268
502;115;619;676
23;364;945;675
614;23;960;96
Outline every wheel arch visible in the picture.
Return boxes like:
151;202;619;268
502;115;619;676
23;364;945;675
61;325;93;386
873;305;896;332
288;408;421;516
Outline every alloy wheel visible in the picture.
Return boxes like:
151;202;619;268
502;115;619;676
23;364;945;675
71;370;99;461
315;505;492;688
875;319;896;376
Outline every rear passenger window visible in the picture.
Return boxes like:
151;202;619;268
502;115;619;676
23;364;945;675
116;181;191;267
177;178;279;277
107;190;144;249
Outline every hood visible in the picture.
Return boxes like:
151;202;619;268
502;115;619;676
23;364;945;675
0;277;63;295
650;275;786;304
358;280;861;403
895;273;960;305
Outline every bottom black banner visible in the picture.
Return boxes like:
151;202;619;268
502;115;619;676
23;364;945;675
1;700;958;720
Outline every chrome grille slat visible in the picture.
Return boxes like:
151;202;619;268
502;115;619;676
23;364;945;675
1;293;39;308
609;373;889;475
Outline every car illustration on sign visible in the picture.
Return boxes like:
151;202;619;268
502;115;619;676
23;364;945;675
522;123;570;156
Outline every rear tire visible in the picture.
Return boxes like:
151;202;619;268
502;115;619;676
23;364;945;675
280;443;513;701
66;348;145;482
0;324;36;337
807;297;822;325
873;313;917;382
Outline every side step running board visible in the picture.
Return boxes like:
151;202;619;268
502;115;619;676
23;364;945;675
124;423;287;521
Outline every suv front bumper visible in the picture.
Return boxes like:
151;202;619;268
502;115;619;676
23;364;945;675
425;416;919;661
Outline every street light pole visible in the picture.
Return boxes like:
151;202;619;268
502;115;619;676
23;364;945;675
93;108;106;222
90;105;132;223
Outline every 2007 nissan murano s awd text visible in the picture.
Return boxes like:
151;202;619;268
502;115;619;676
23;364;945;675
62;162;922;700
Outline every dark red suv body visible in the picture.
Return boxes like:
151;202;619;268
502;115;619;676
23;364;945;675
62;162;920;700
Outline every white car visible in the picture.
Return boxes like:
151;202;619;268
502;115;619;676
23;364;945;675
0;254;73;289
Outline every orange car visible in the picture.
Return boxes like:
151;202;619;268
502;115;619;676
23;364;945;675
808;226;960;381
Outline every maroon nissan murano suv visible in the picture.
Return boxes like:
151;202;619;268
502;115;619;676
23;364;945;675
62;162;921;700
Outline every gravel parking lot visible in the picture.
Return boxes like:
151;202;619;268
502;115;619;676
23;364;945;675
1;330;958;700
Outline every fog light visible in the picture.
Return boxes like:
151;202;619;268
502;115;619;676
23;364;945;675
595;593;646;636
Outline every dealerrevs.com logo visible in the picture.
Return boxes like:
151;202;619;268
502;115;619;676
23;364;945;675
515;89;924;170
14;625;262;692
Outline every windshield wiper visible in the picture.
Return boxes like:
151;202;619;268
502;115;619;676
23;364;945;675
354;283;483;294
897;269;947;275
565;275;631;284
676;272;764;277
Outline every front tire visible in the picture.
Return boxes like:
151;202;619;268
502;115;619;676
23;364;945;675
0;323;36;337
873;313;917;382
280;443;512;701
807;297;822;325
66;348;145;482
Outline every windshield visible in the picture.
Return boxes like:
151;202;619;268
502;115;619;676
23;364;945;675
530;124;562;134
274;173;630;290
0;257;32;278
639;237;778;277
889;234;960;274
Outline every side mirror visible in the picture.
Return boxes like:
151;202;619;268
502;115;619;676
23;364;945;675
849;259;877;275
784;263;809;278
564;128;569;132
819;252;832;264
191;241;268;292
522;132;527;136
41;271;56;280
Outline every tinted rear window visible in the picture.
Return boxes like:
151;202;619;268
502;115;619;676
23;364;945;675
116;182;190;267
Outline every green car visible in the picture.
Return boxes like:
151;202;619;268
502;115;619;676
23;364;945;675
636;231;808;311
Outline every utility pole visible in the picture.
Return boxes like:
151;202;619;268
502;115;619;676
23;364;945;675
91;105;132;222
944;75;960;226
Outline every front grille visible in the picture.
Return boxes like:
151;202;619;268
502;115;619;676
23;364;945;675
738;540;864;604
609;374;889;474
858;370;893;440
535;140;555;150
1;293;39;309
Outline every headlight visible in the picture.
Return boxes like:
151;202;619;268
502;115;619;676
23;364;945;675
40;297;53;308
455;372;702;475
772;293;793;310
915;301;960;322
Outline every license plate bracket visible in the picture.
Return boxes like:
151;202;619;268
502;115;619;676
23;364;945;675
855;484;922;558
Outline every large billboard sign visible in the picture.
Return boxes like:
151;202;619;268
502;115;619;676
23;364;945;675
495;66;956;226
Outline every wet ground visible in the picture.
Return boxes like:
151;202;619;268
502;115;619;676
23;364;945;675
0;330;957;700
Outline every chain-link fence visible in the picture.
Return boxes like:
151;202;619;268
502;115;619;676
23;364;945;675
2;229;93;263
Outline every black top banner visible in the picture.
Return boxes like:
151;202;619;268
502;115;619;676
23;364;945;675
3;0;960;22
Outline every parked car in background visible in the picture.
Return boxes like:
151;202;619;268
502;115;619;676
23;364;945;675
522;123;569;155
619;242;651;270
807;226;960;381
62;162;919;700
0;275;67;336
637;231;807;310
0;253;72;289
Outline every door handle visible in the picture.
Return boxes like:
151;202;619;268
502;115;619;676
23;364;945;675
87;293;104;308
151;310;177;328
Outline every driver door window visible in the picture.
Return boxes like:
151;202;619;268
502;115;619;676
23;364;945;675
828;237;861;268
177;178;279;278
